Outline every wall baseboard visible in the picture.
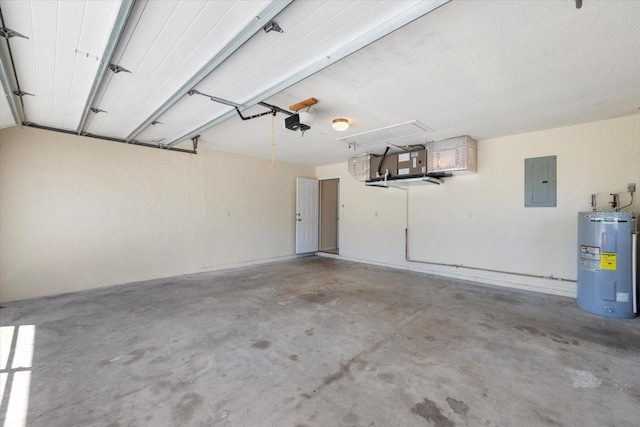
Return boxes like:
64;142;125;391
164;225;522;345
200;254;300;273
317;252;576;298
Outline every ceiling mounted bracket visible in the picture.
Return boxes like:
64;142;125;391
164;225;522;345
289;98;318;112
263;21;283;34
0;27;28;40
90;108;107;114
109;64;131;74
151;120;163;125
13;90;34;97
191;135;199;152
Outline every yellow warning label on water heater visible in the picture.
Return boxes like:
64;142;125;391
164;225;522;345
600;252;617;270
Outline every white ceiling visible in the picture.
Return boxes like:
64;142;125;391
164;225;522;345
2;0;639;166
0;0;123;129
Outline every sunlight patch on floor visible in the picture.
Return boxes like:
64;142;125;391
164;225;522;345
0;325;35;427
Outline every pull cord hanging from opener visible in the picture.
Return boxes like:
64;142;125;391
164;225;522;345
271;110;276;171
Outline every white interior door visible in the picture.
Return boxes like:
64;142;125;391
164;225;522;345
296;178;319;254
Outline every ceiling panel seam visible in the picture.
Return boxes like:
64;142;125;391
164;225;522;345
135;1;244;116
62;0;101;128
76;0;136;135
112;0;149;65
82;0;149;131
52;0;60;127
29;1;40;123
116;1;184;111
143;1;220;104
123;0;294;143
110;1;209;127
207;0;327;89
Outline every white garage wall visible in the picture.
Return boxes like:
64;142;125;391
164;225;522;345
0;126;314;302
317;115;640;297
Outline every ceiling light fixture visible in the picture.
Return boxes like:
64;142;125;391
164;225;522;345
332;118;349;131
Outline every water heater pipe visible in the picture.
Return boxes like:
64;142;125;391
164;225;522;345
405;257;575;283
403;186;574;283
633;232;638;314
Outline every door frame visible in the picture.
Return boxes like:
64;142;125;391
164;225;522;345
319;177;340;254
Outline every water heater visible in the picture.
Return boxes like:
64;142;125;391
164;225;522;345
577;211;638;318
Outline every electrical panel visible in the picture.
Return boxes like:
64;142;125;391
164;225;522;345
525;155;557;207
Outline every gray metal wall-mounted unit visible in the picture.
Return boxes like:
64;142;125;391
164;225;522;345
577;211;638;318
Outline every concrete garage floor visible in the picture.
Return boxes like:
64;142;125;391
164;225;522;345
1;257;639;427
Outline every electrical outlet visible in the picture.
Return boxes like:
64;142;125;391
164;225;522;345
628;183;636;193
